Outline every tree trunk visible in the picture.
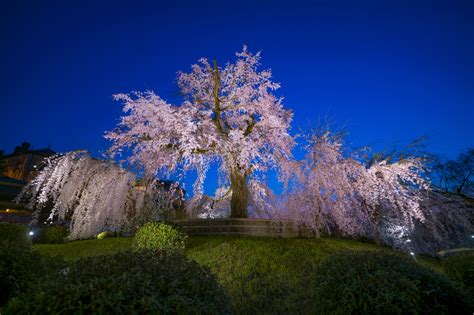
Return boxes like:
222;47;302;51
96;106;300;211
313;203;322;238
456;171;471;195
371;207;382;245
372;223;382;245
230;172;249;218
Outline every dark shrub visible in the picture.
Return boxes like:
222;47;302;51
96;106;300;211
35;225;69;244
309;251;472;314
5;250;230;314
0;242;46;306
133;222;187;252
443;252;474;297
0;223;30;246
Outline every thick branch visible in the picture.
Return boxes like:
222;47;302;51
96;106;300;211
243;114;257;137
141;135;213;155
456;170;472;194
212;60;226;135
163;143;211;154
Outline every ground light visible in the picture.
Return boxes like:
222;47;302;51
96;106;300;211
28;231;34;236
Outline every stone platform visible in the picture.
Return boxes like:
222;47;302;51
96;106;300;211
174;218;313;237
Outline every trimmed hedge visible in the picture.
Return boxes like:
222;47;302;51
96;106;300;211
133;222;187;252
5;250;230;314
308;251;472;314
0;223;30;246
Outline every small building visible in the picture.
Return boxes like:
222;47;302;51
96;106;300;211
1;142;55;182
0;142;55;213
0;176;26;211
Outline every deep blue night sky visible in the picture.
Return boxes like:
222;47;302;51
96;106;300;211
1;0;472;194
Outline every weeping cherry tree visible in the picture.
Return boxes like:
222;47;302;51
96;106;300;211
283;129;430;247
16;151;183;240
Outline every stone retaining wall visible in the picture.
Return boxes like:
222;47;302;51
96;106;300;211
0;211;31;225
175;218;313;237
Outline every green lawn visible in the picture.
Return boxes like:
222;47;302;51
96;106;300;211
33;237;134;260
33;235;441;270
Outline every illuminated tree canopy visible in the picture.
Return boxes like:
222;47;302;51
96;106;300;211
106;47;294;218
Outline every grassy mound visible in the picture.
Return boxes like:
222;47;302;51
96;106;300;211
185;237;445;313
32;236;458;314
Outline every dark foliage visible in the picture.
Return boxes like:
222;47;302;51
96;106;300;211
443;252;474;298
5;250;230;314
34;225;69;244
0;223;30;247
0;242;46;306
309;250;472;314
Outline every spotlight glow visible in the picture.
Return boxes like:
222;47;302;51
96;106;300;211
28;231;34;236
410;252;415;256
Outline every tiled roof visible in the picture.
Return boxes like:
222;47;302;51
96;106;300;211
2;147;56;158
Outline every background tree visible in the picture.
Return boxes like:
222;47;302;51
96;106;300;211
106;47;294;218
454;149;474;195
431;148;473;196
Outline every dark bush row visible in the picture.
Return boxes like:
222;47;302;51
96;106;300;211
0;222;70;244
193;241;473;314
0;242;48;306
443;251;474;298
309;251;472;314
4;249;230;314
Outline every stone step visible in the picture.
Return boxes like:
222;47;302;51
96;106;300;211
182;231;304;238
175;218;293;227
182;225;297;232
175;219;313;237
